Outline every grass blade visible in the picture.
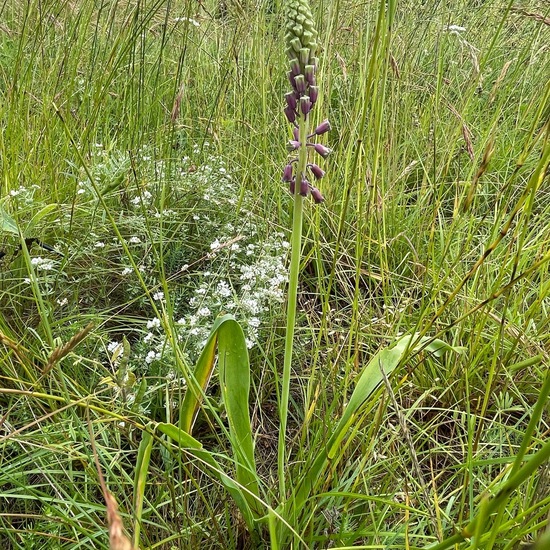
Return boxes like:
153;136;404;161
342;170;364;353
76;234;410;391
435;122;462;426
133;430;153;549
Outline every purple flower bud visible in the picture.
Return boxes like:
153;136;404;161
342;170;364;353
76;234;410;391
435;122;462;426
311;56;319;69
314;119;331;135
284;106;296;123
293;126;300;140
289;58;301;77
309;86;319;104
287;140;300;151
305;65;316;86
308;163;325;179
300;177;309;196
294;75;306;94
310;186;324;203
282;164;294;182
300;96;312;115
314;143;331;158
285;92;297;111
289;178;296;195
288;72;297;91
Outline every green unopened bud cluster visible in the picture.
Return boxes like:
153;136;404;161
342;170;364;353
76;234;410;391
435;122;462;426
285;0;318;70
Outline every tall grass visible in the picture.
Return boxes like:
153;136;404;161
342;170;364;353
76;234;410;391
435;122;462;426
1;0;549;548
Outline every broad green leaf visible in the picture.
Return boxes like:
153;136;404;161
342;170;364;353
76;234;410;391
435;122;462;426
420;336;467;358
179;314;230;433
217;318;260;510
179;315;261;512
156;421;255;530
0;205;19;235
25;203;58;235
289;334;463;520
157;421;203;449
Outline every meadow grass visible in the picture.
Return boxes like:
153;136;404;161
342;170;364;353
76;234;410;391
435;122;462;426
1;0;549;548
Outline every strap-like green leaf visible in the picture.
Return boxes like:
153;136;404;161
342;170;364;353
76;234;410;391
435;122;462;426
179;314;232;433
217;318;261;511
289;334;464;521
25;203;58;235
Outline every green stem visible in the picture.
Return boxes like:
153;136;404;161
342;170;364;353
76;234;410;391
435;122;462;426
278;113;308;502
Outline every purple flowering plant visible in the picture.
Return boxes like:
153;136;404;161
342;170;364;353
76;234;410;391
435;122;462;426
278;0;331;501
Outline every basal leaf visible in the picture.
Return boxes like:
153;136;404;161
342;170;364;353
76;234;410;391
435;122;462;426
217;318;260;510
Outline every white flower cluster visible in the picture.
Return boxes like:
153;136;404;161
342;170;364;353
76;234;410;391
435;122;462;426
30;256;55;271
176;231;288;353
133;151;289;359
77;143;289;369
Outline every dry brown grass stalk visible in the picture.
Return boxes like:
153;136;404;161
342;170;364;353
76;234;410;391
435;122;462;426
42;322;94;376
87;409;136;550
0;330;30;367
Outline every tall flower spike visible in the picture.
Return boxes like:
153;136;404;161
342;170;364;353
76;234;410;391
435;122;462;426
279;0;329;512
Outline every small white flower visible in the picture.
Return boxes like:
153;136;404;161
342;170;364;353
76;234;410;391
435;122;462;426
217;281;232;298
210;239;220;250
121;267;132;276
131;196;141;205
152;291;164;301
144;332;154;343
197;307;210;318
107;341;121;353
174;16;200;27
94;241;105;248
145;350;158;364
245;338;254;349
128;236;141;244
146;317;161;329
56;297;68;306
177;318;186;325
77;188;86;195
446;25;466;33
30;257;54;270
